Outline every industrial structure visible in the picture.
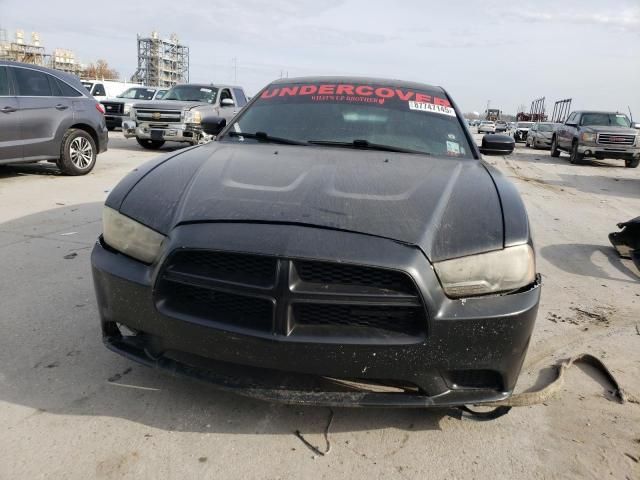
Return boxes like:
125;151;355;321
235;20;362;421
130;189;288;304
0;28;84;75
131;32;189;88
516;97;547;122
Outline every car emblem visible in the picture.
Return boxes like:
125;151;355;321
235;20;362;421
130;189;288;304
152;112;161;120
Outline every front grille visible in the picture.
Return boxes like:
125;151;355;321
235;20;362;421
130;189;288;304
293;303;424;336
597;133;636;146
155;251;427;341
136;108;182;123
295;260;415;295
101;102;124;115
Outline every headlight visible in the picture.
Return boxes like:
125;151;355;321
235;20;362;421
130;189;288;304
102;207;166;264
581;132;596;142
123;104;131;115
434;244;536;298
184;110;202;124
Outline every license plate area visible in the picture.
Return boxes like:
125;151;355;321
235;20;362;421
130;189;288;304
151;130;164;141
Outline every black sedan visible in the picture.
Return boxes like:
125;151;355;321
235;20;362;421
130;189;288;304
92;77;540;408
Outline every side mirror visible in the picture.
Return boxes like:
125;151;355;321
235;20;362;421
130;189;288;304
201;116;227;136
221;98;235;107
633;123;640;130
479;134;515;156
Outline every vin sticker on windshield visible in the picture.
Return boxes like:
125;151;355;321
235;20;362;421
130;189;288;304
409;101;456;117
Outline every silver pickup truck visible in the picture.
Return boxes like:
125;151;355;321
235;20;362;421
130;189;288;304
101;86;168;131
123;83;248;149
551;111;640;168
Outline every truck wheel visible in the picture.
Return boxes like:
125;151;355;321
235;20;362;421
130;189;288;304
550;136;560;157
56;129;97;176
625;158;639;168
136;138;165;150
569;141;584;164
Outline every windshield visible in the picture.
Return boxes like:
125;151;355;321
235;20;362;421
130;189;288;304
155;90;167;100
117;87;157;100
221;82;473;158
81;82;93;92
163;85;218;103
537;124;554;132
517;122;533;128
581;113;631;127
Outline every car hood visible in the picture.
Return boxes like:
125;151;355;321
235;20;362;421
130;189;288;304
131;100;210;111
118;143;505;262
581;125;638;135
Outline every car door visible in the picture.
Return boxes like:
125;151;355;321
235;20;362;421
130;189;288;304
0;66;22;162
528;124;536;143
217;88;238;120
14;66;74;160
558;112;577;148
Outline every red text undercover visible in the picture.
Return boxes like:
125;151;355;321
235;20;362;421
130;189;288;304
260;84;451;107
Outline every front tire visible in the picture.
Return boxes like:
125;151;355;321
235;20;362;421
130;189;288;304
57;129;97;176
550;136;560;157
625;157;639;168
569;141;584;164
136;137;165;150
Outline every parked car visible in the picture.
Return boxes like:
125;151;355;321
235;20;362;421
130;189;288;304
495;120;508;133
122;83;248;149
551;111;639;167
101;87;168;131
0;60;108;175
513;122;534;142
81;79;141;101
92;76;539;409
526;122;558;149
478;120;496;134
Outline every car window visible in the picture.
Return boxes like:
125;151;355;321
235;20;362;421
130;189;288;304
92;83;106;97
47;74;63;96
81;81;93;92
56;78;83;97
566;112;577;124
0;67;10;96
224;81;473;158
14;67;53;96
220;89;233;104
233;88;247;107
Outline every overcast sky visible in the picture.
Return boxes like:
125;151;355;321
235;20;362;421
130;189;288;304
1;0;638;116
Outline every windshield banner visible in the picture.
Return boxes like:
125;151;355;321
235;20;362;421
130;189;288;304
259;83;455;115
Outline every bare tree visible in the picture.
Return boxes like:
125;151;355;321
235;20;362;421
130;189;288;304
83;59;119;80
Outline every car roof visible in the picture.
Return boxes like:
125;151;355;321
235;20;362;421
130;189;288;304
575;110;626;115
0;59;90;95
270;75;445;93
173;83;244;89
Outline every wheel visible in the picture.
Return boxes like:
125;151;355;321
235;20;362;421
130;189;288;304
550;136;560;157
57;129;97;176
136;137;165;150
625;157;639;168
569;141;584;164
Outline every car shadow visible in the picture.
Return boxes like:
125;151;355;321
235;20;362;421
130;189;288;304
0;162;62;178
0;203;452;436
540;243;639;283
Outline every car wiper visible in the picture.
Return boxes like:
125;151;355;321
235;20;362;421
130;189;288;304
307;139;428;155
227;131;309;146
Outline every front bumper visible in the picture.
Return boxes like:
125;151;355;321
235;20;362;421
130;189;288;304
514;130;529;141
125;120;207;144
91;223;541;407
105;114;128;129
577;144;640;159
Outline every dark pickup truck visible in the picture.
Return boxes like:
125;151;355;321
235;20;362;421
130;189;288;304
551;111;639;168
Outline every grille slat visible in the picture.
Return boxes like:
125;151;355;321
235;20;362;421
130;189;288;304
293;303;424;336
295;261;415;295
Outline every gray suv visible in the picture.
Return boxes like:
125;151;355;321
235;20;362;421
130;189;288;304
0;61;108;175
